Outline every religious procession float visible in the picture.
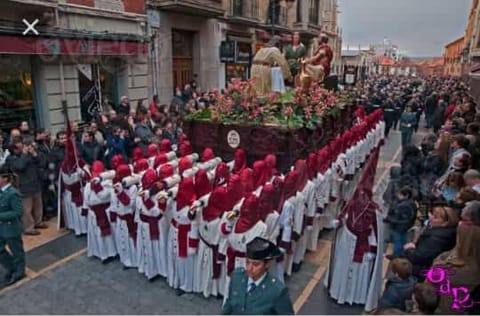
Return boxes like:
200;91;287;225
183;79;356;173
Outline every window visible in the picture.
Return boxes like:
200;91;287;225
231;0;242;16
297;0;302;22
309;0;319;25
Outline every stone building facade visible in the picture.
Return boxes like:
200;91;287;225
0;0;149;133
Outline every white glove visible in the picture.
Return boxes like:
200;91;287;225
76;167;83;175
193;200;202;208
330;219;341;229
92;177;101;184
143;190;150;200
188;247;197;256
366;253;376;261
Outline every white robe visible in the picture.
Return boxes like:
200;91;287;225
62;171;87;235
136;192;170;279
296;180;316;258
84;181;117;261
111;185;138;268
195;216;226;298
167;202;198;292
275;196;296;283
324;211;384;312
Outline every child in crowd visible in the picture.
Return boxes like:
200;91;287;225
378;258;417;312
411;283;440;315
387;187;417;256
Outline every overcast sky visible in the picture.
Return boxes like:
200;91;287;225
338;0;471;57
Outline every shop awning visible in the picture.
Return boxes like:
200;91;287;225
0;35;148;56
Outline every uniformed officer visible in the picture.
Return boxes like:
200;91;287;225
0;165;26;286
222;237;295;315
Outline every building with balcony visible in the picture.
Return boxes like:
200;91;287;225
0;0;148;133
149;0;224;103
444;37;465;77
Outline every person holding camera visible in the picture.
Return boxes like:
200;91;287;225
6;138;47;235
0;165;26;286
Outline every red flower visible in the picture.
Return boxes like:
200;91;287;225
284;106;294;117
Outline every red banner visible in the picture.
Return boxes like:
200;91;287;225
0;35;148;56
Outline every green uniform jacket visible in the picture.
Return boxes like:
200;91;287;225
0;185;24;238
222;268;295;315
399;112;417;133
285;44;306;76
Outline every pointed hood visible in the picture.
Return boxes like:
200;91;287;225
201;147;215;162
234;193;260;233
195;169;212;197
134;159;149;174
213;162;230;187
176;177;197;211
160;139;172;153
233;148;247;174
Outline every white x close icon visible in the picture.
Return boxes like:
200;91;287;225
23;19;39;36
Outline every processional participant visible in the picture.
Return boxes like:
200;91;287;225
251;36;291;96
284;32;307;86
83;161;117;262
325;188;384;311
222;237;294;315
303;32;333;83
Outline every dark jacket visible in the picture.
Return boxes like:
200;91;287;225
116;103;130;117
432;101;446;129
134;122;156;155
383;167;402;214
106;135;128;164
0;185;23;238
405;226;457;278
222;268;294;315
388;198;417;233
6;153;44;196
80;141;104;165
378;276;417;311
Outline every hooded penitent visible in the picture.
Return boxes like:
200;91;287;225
306;153;318;180
295;160;308;192
201;147;215;162
213;162;230;187
134;159;149;174
147;144;158;157
111;154;126;170
341;187;378;263
258;183;275;221
195;169;212;197
114;164;131;184
90;161;105;194
153;154;168;169
178;157;193;175
264;154;278;178
279;170;299;211
252;160;270;189
240;168;254;193
131;147;144;162
179;141;193;157
233;148;247;174
160;139;172;153
176;177;197;211
234;193;260;234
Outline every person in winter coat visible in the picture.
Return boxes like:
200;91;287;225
403;204;458;280
399;105;417;147
378;258;417;312
432;98;447;133
387;187;417;256
80;131;104;165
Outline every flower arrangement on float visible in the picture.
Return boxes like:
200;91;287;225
185;78;352;130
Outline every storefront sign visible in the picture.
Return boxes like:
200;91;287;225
0;35;148;56
220;41;236;63
227;130;241;148
235;42;251;64
344;65;357;85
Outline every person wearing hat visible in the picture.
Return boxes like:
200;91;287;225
0;165;26;286
222;237;294;315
